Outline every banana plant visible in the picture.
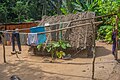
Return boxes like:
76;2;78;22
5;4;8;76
72;0;98;12
60;0;98;14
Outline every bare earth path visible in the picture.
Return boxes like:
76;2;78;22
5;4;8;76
0;41;119;80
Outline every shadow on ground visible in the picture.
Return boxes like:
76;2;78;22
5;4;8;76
0;60;91;80
96;46;112;57
69;46;112;58
0;61;64;80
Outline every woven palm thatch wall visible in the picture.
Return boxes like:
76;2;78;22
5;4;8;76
39;12;95;50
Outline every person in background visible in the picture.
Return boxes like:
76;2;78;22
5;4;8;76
112;28;118;59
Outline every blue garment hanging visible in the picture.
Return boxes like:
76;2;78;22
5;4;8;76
30;26;46;44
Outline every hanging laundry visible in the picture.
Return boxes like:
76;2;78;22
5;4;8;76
5;32;10;41
4;32;11;45
11;32;21;53
27;33;38;46
30;26;46;44
19;33;27;45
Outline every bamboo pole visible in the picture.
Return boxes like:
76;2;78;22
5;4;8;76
1;35;6;63
92;49;96;79
0;21;103;34
37;21;103;34
115;15;119;60
91;21;96;79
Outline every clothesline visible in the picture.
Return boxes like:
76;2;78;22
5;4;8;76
0;30;29;34
0;21;103;34
2;13;116;32
5;21;70;32
37;21;103;34
39;21;70;27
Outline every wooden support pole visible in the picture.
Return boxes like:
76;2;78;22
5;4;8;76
1;35;6;63
92;49;96;80
91;21;96;79
115;15;119;60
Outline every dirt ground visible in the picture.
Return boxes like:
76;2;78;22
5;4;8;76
0;41;119;80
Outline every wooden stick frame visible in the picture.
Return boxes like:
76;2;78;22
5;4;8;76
37;21;103;34
115;15;119;60
1;35;6;63
91;21;96;79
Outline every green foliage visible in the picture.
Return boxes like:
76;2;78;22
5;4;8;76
95;0;120;25
98;24;120;43
0;0;120;24
0;3;8;23
0;0;63;23
37;40;71;59
60;0;98;14
97;25;113;42
12;1;29;22
61;0;75;14
97;0;118;15
97;0;120;42
56;51;65;59
37;43;43;51
72;0;98;12
105;31;112;43
58;40;71;49
96;0;120;42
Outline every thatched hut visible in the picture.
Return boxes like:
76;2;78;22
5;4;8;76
29;12;96;57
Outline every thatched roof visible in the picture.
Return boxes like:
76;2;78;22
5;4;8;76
38;12;95;26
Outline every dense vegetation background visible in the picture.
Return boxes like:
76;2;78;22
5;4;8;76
0;0;120;42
